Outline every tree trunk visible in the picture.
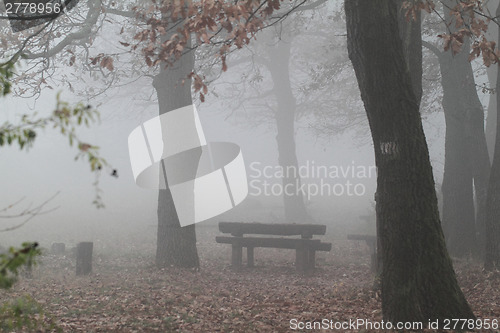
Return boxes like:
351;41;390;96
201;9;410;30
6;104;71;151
484;2;500;270
345;0;474;323
439;49;476;257
485;0;499;161
486;69;497;160
372;1;423;282
152;35;199;268
438;1;490;257
369;2;425;288
464;72;490;258
267;40;309;223
398;1;422;104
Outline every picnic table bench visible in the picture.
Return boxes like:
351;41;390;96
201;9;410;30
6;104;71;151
347;234;377;272
216;222;332;271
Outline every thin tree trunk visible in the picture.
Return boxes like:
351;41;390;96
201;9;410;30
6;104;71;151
439;1;489;257
439;48;476;257
485;0;499;161
464;71;490;258
152;35;199;268
267;40;309;223
345;0;474;323
486;67;497;160
484;2;500;270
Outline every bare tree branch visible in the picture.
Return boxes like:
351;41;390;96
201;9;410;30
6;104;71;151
0;192;60;233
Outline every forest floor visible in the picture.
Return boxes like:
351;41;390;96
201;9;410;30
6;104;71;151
0;226;499;332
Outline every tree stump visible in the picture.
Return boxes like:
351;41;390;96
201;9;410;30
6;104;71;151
76;242;93;276
51;243;66;255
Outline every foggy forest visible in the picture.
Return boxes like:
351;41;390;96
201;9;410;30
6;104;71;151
0;0;499;332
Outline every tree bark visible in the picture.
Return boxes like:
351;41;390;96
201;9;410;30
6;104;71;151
398;1;422;104
153;35;199;268
372;2;425;287
345;0;474;323
267;40;309;223
484;2;500;270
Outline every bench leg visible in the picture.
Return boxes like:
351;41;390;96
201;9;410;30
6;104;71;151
367;240;377;273
247;247;254;267
296;248;307;272
308;250;316;270
231;244;242;269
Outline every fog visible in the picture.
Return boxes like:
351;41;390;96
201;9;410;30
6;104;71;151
0;10;385;250
0;82;382;249
0;14;458;252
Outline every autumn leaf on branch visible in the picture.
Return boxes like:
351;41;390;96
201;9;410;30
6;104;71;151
470;37;500;67
402;0;435;21
125;0;300;101
99;56;114;71
409;0;500;66
188;71;208;101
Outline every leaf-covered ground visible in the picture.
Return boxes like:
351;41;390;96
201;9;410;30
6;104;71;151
1;227;499;332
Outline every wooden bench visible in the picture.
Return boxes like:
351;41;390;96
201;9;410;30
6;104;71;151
347;234;377;272
216;222;332;271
